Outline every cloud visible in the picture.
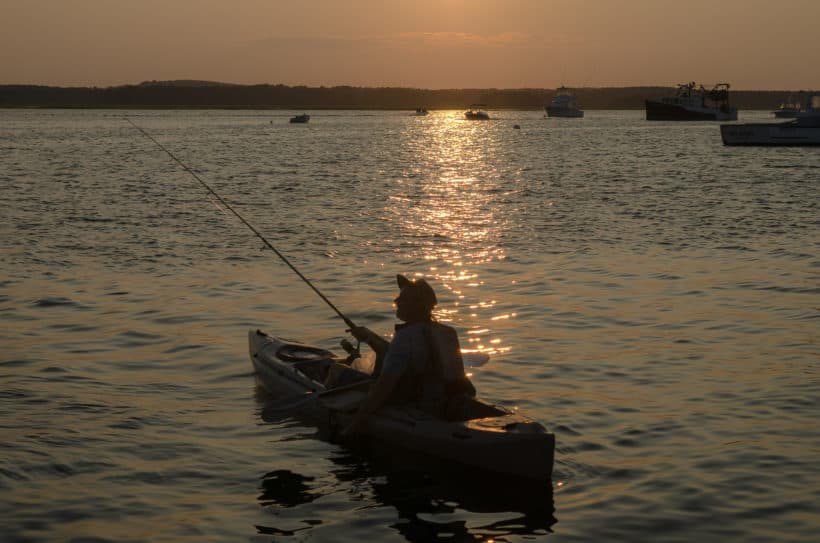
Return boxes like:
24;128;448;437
398;31;530;47
243;34;374;50
241;31;532;55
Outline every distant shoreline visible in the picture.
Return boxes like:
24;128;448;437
0;104;648;111
0;105;783;112
0;81;798;110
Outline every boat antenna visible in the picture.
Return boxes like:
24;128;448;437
125;117;357;330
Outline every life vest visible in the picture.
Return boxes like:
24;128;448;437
425;322;476;395
390;321;476;413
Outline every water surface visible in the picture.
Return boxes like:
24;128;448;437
1;109;818;542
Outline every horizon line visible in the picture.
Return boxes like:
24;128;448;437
1;80;815;93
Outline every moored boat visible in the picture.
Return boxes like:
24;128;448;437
545;86;584;118
773;99;804;119
249;329;555;481
773;92;818;118
414;108;429;116
646;82;737;121
290;113;310;123
720;115;820;146
465;104;490;120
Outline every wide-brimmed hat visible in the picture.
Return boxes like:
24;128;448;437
396;274;437;309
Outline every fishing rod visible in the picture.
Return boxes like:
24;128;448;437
125;117;357;330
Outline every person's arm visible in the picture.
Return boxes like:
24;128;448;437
349;326;389;357
343;372;400;435
344;327;413;434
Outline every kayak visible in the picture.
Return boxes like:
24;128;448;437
249;329;555;481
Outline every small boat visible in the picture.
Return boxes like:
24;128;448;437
249;329;555;481
465;104;490;120
545;86;584;118
289;114;310;124
414;108;429;116
720;114;820;146
773;92;819;118
773;97;804;118
646;82;737;121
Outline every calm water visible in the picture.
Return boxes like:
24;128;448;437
1;109;818;542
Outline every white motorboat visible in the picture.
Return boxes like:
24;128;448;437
720;114;820;146
773;92;819;118
545;86;584;118
773;99;804;119
465;104;490;120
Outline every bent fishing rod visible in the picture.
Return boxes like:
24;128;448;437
125;117;357;330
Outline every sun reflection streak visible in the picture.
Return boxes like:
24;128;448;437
384;112;512;356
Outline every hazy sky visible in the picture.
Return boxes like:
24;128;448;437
2;0;818;89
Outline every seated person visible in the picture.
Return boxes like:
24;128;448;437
343;274;476;434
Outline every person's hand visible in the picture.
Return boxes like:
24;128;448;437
348;326;372;343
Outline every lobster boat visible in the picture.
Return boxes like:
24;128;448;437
646;82;737;121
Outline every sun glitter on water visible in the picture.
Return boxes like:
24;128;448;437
391;111;512;357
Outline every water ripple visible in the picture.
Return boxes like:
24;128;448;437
1;109;817;543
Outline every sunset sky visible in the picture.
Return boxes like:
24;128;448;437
2;0;818;90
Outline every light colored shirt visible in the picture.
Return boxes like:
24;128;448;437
381;322;428;377
380;321;470;412
381;321;465;381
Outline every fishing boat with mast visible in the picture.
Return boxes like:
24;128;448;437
645;82;737;121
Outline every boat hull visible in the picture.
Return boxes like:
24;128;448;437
645;100;737;121
249;329;554;481
546;107;584;118
721;122;820;146
773;109;800;119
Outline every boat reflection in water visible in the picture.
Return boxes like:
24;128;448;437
255;448;556;542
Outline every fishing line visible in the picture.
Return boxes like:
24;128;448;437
125;117;357;329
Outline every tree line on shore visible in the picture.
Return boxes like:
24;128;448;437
0;81;799;110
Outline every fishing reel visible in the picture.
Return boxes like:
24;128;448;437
340;338;361;364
